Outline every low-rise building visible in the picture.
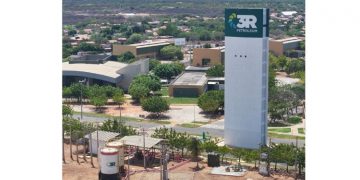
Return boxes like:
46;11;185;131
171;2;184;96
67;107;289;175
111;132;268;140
112;40;173;59
63;53;149;90
168;72;208;97
192;46;225;67
269;37;303;56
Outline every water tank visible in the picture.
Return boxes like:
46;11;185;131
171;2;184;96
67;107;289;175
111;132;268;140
106;141;125;167
99;147;119;175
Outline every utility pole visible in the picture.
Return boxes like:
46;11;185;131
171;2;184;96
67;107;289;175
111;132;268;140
76;132;80;164
79;79;86;120
96;124;99;154
160;140;169;180
69;125;73;160
140;128;147;169
63;125;65;163
89;128;94;168
193;105;195;123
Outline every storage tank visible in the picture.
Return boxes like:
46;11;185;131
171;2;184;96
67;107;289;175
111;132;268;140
99;147;119;180
106;141;125;168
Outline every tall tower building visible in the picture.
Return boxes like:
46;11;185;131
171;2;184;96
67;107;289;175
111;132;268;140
224;8;269;149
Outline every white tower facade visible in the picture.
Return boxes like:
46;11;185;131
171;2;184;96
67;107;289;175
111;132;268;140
224;8;269;149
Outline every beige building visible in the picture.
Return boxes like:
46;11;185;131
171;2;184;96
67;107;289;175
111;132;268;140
112;40;172;59
192;46;225;67
269;37;303;56
168;72;207;97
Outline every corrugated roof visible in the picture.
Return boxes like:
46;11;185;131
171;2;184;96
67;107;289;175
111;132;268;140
84;130;120;141
117;135;163;148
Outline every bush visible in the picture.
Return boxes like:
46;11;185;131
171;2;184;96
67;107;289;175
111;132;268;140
160;45;183;60
141;96;169;117
288;116;302;124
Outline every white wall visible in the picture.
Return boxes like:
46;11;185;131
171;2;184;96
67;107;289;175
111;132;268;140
224;36;268;149
89;140;105;155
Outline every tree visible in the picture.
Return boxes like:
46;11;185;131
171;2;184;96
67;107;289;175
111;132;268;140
117;51;135;63
216;146;230;163
128;84;150;101
285;58;305;74
296;146;305;175
149;59;161;71
153;63;183;80
175;132;190;157
67;29;77;36
73;42;103;53
269;86;297;122
188;137;202;170
90;94;108;111
231;148;246;168
63;86;72;101
113;91;125;118
101;117;137;136
158;23;180;36
278;55;288;71
131;74;161;92
141;96;169;117
269;143;282;171
203;43;211;48
160;45;183;60
206;65;224;77
202;138;218;153
63;104;73;117
69;83;90;102
127;33;143;44
198;90;224;114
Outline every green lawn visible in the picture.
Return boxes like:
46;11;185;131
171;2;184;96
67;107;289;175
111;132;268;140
298;128;305;134
73;111;170;124
160;87;169;96
268;132;305;140
166;97;198;104
178;123;202;128
268;128;291;133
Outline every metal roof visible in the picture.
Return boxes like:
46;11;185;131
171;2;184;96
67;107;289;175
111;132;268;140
171;72;207;86
62;61;127;83
84;130;120;141
116;135;163;149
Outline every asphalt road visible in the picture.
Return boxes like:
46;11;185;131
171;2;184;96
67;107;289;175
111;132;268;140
73;114;305;147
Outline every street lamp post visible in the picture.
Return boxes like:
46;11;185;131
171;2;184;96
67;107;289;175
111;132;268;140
79;79;86;120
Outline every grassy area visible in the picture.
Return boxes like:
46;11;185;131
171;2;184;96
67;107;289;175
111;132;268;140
147;120;171;124
268;132;305;140
178;123;202;128
160;87;169;96
166;97;198;104
298;128;305;134
73;111;171;124
268;128;291;133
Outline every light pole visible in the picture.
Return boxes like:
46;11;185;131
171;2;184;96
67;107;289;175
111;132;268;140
79;79;86;120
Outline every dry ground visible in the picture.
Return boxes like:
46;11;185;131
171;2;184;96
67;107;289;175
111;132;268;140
63;144;298;180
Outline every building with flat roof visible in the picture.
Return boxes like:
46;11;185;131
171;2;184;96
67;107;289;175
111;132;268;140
63;54;149;90
192;46;225;67
112;40;173;59
269;37;303;56
168;72;207;97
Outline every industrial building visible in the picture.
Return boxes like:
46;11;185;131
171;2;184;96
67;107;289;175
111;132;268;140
224;8;269;149
191;46;225;67
62;53;149;90
168;72;208;97
112;40;173;59
269;37;303;56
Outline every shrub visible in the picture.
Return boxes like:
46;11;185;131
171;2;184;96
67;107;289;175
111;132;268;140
288;116;302;124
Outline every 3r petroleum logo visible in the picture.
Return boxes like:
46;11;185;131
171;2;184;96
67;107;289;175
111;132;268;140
228;13;258;33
